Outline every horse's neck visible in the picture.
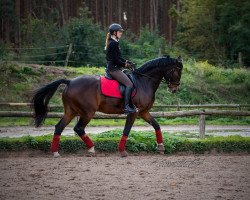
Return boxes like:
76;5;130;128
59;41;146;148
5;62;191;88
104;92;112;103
137;67;164;93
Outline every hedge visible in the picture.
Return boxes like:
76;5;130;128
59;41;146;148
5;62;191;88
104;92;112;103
0;131;249;154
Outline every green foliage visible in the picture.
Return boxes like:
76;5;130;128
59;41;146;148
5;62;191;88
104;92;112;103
122;26;168;65
0;61;249;111
155;59;250;104
175;0;250;67
60;138;84;153
0;0;18;43
65;8;105;66
0;42;12;61
70;66;105;75
4;5;105;66
0;131;249;154
95;138;119;152
20;17;67;65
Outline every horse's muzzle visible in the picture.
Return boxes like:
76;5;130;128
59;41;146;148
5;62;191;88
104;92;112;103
168;86;179;93
171;89;177;93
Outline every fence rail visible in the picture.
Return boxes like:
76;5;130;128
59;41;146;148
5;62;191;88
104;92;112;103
0;109;249;139
0;103;249;110
1;102;249;138
1;110;250;118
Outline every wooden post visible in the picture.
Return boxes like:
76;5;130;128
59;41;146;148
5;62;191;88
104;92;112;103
64;43;72;67
238;52;243;67
238;104;241;120
177;101;180;111
158;48;162;57
199;114;206;139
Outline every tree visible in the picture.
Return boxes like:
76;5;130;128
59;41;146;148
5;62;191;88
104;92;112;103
175;0;221;61
0;0;17;44
216;0;250;66
175;0;250;67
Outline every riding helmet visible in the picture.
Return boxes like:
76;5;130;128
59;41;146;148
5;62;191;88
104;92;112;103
109;23;124;34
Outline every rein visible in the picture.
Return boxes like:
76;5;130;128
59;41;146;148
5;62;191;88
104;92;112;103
133;66;180;85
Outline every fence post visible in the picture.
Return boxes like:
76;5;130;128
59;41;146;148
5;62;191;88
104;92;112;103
177;101;180;111
64;43;73;67
238;104;241;120
199;114;206;139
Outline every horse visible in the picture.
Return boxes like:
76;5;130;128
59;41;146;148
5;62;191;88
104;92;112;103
32;56;183;157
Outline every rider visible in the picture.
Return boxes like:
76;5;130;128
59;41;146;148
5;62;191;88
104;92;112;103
105;23;137;114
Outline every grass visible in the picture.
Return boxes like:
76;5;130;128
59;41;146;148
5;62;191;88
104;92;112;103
0;116;249;127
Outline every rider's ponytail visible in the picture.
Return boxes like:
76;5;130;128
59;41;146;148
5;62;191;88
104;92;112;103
104;32;111;50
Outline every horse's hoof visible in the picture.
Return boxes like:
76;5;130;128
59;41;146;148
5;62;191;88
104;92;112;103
157;144;165;154
88;146;95;154
53;152;61;158
120;151;128;157
158;151;165;155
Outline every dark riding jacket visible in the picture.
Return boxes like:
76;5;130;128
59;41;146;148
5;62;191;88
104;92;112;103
106;38;126;71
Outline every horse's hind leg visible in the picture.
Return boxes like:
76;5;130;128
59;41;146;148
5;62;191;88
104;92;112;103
51;112;75;157
74;116;95;154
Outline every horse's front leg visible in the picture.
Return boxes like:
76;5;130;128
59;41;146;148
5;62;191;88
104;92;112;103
140;111;165;154
118;113;137;157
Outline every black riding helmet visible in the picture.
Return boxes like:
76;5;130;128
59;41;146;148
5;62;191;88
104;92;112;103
109;23;124;34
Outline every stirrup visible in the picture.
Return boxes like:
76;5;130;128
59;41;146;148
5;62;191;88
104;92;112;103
124;105;137;114
131;104;138;112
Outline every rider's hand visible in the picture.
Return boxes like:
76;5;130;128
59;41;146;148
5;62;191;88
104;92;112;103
125;60;136;70
125;60;132;68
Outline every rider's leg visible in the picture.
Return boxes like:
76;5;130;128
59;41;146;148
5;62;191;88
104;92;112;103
109;70;137;113
109;70;133;87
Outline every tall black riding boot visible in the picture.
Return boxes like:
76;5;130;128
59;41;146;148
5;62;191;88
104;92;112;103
124;86;137;114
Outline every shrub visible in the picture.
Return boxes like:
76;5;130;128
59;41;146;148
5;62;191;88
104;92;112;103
0;131;249;154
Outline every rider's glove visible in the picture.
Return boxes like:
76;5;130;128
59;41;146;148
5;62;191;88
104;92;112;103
125;60;136;70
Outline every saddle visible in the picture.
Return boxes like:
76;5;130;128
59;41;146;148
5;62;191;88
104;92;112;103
100;69;137;99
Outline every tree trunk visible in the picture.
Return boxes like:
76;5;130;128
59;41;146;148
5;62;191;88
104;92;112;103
150;0;154;31
238;52;244;67
153;0;158;31
102;0;106;28
167;0;173;46
15;0;21;49
63;0;68;22
57;0;66;26
118;0;122;24
95;0;98;24
5;20;10;43
139;0;142;28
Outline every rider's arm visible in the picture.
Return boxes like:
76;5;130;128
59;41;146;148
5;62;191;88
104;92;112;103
109;42;126;67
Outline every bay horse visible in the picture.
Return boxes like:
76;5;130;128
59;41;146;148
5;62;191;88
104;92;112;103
32;56;183;157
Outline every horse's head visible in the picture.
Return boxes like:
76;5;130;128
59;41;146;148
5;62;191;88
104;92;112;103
164;56;183;93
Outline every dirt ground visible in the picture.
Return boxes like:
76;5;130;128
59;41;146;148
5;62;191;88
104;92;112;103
0;152;250;200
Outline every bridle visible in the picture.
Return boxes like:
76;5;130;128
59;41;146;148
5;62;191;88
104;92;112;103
133;65;182;86
164;66;182;87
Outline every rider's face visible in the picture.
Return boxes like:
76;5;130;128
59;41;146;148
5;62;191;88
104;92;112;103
116;31;123;39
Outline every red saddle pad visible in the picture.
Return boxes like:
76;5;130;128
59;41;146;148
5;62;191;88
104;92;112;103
100;76;136;99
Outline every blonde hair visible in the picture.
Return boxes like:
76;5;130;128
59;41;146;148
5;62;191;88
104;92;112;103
104;32;111;50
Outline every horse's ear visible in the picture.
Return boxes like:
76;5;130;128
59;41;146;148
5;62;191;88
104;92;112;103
177;56;182;63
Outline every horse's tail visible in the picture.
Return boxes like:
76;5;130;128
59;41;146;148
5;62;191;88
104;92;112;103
31;79;70;127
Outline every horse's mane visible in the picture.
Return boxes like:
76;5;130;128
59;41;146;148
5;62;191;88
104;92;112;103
136;56;176;73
